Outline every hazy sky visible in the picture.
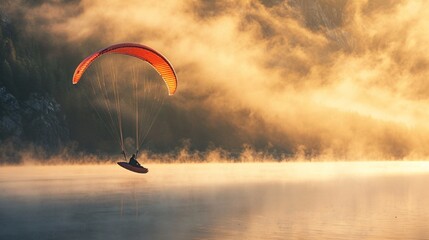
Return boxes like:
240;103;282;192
3;0;429;160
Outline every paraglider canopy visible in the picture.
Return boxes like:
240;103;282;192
73;43;177;95
72;43;177;163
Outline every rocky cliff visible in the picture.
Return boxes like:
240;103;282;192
0;87;69;163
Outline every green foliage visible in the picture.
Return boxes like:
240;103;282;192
1;59;13;89
0;15;69;101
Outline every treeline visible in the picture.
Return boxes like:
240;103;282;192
1;13;78;100
0;13;82;161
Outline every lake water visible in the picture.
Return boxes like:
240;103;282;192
1;161;429;240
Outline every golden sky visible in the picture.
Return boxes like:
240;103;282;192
6;0;429;160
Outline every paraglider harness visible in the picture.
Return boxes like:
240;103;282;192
122;150;141;167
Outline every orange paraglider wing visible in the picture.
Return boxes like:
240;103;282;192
72;43;177;95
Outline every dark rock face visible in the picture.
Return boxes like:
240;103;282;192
0;87;70;162
22;93;70;151
1;11;72;163
0;87;22;139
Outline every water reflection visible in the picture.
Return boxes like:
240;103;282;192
0;162;429;239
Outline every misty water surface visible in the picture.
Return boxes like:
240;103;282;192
1;161;429;240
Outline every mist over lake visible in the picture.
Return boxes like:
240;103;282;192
1;161;429;240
